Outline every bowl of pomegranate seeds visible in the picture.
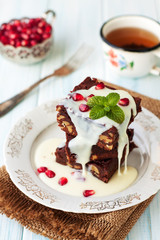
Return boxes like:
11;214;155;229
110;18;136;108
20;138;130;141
0;10;56;64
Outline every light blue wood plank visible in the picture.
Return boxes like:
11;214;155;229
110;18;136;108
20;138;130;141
0;214;23;240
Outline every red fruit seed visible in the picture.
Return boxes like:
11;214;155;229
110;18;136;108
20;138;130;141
79;104;90;112
72;93;84;101
30;40;37;46
42;32;51;39
45;170;56;178
37;27;44;35
21;39;29;46
83;190;95;197
45;24;52;33
58;177;68;186
118;98;130;106
85;94;95;101
21;33;29;40
95;82;105;90
37;166;48;173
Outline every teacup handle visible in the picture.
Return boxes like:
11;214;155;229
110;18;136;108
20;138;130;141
42;10;56;25
150;48;160;76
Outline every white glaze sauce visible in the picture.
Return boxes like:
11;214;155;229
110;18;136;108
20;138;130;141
61;86;137;175
33;138;137;197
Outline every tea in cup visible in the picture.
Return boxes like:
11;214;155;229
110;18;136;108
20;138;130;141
100;15;160;77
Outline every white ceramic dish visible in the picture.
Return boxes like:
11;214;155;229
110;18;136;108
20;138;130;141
4;100;160;213
0;10;55;64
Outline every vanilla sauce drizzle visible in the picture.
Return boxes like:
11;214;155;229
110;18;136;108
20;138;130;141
61;86;137;175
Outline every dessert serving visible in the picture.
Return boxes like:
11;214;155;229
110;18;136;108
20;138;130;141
55;77;141;186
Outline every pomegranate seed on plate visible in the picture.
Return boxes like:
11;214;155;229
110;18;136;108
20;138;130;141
85;94;94;101
79;104;90;112
37;166;48;173
45;170;56;178
118;98;130;106
95;82;105;90
58;177;68;186
83;190;95;197
72;93;84;101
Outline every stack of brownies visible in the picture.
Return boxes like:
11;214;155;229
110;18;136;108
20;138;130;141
55;77;141;183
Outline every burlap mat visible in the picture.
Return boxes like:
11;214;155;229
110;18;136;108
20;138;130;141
0;82;160;240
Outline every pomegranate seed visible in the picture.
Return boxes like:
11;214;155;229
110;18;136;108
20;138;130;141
95;82;105;90
83;190;95;197
1;24;7;30
42;33;51;39
37;27;44;35
0;36;9;45
30;40;37;46
38;20;46;28
21;33;29;40
45;24;52;33
79;104;90;112
17;26;22;32
16;40;21;47
72;93;84;101
35;18;42;23
14;20;21;26
21;39;29;46
31;33;41;42
10;32;19;40
21;21;27;28
58;177;68;186
85;94;95;101
9;39;15;46
21;28;27;33
45;170;56;178
29;18;36;26
37;166;48;173
6;24;13;31
118;98;130;106
26;29;32;35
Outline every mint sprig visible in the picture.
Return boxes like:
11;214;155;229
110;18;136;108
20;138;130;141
87;93;125;124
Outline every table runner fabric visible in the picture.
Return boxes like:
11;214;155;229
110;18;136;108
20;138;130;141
0;82;159;240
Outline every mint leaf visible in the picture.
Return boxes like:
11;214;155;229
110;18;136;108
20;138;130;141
106;93;120;107
87;96;108;108
89;106;106;119
104;106;110;112
106;105;125;124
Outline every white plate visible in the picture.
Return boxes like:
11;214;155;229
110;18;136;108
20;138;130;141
4;100;160;213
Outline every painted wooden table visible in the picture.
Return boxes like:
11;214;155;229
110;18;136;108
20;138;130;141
0;0;160;239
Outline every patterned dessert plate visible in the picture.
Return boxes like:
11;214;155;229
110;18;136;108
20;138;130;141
4;100;160;213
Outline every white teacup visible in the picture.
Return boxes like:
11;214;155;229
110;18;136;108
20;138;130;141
100;15;160;78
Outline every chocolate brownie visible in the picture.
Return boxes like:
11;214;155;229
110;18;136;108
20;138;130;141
55;77;141;183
